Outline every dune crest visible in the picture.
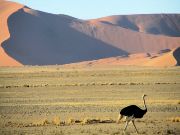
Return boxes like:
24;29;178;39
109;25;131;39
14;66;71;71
91;14;180;37
0;0;23;66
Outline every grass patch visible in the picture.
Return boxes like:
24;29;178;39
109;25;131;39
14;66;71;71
81;117;115;125
168;117;180;122
32;118;50;126
52;116;61;125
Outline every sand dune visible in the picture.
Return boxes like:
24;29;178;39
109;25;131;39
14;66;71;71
143;47;180;67
62;54;150;68
0;0;180;66
1;4;127;65
0;0;23;66
65;47;180;67
75;20;180;53
90;14;180;37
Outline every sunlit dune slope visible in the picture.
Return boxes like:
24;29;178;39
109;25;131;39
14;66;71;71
0;0;23;66
143;47;180;67
64;47;180;67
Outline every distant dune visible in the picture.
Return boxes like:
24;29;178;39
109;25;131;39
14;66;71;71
0;0;180;66
143;47;180;67
90;14;180;37
65;47;180;67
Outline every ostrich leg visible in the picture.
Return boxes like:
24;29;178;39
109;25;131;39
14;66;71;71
124;116;134;132
132;120;139;134
124;121;130;132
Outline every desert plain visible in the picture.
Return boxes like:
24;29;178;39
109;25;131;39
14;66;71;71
0;65;179;135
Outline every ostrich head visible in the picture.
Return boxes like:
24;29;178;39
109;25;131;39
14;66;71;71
142;94;147;98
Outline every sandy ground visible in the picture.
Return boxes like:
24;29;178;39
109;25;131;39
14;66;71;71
0;66;179;135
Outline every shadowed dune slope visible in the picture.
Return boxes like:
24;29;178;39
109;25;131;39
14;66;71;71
173;47;180;65
1;0;180;66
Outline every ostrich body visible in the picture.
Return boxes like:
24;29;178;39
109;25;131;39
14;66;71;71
117;94;147;134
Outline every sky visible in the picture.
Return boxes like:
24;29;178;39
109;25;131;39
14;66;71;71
10;0;180;19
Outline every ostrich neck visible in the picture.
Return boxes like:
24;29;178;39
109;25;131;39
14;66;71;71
143;97;147;110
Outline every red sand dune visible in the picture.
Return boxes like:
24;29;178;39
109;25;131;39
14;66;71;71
142;47;180;67
76;20;180;53
0;0;23;66
89;14;180;37
0;0;180;66
66;47;180;67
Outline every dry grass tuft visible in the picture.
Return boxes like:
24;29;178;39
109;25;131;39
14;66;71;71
166;129;175;134
81;117;115;125
29;117;116;126
82;118;103;124
168;117;180;122
32;118;50;126
66;117;82;125
67;118;76;125
81;118;116;124
100;118;115;123
52;116;61;126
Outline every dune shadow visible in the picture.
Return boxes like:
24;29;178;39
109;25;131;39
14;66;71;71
2;8;128;65
116;16;139;31
173;47;180;66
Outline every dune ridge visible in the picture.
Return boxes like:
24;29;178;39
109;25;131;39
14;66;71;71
89;14;180;37
0;0;23;66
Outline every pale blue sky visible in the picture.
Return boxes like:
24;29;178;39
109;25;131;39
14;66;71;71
10;0;180;19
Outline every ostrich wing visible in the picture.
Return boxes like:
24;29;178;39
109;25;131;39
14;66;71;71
120;105;143;117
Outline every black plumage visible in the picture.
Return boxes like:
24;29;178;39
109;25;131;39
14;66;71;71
120;105;147;118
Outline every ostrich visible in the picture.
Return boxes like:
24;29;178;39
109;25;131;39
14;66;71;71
117;94;147;134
